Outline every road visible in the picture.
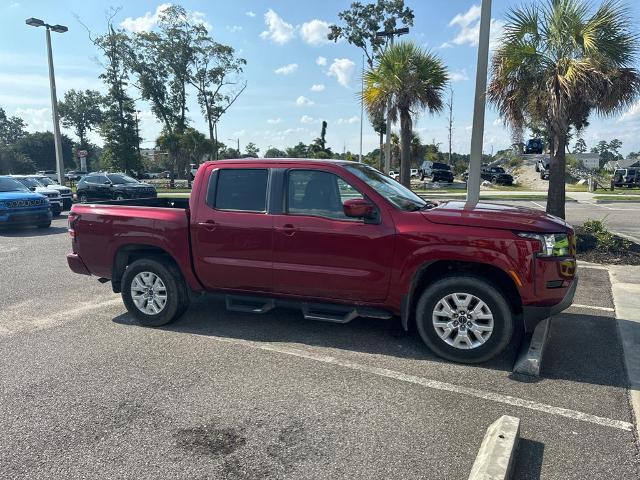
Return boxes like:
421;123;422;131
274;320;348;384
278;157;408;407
0;214;638;479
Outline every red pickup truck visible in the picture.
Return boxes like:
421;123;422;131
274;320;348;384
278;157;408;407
67;159;577;363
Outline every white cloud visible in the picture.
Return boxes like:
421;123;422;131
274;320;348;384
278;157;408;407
274;63;298;75
449;69;469;82
233;129;246;137
120;3;211;33
15;107;50;132
9;2;20;8
260;9;295;45
316;56;327;66
444;4;505;51
310;84;326;92
246;11;256;18
300;115;314;124
296;96;314;106
267;118;282;124
619;101;640;123
337;116;359;125
227;25;242;33
300;19;331;46
327;58;356;88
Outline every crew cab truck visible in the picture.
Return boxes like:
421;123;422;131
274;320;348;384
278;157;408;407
67;160;577;363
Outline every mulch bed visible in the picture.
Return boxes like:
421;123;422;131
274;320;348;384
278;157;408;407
575;228;640;266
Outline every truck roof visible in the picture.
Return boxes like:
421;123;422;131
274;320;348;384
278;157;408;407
201;158;354;168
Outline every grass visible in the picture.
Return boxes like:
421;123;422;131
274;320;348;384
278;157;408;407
593;195;640;201
419;193;550;201
158;192;191;198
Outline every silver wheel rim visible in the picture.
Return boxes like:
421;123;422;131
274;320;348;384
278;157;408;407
80;195;87;203
130;271;168;315
116;195;124;200
432;292;494;350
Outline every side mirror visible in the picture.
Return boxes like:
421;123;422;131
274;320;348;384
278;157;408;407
343;198;376;220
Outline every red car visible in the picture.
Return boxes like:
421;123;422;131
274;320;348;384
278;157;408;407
67;159;577;363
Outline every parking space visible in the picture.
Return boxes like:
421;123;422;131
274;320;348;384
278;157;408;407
0;218;638;479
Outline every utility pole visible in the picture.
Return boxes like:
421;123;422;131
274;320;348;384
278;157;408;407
26;18;67;186
446;87;453;165
466;0;492;207
376;27;409;174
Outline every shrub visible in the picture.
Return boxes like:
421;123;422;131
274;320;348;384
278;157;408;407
576;219;631;253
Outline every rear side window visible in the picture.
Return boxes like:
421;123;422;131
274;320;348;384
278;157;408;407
212;169;268;212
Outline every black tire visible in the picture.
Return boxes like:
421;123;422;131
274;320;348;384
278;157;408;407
491;177;498;184
114;193;126;201
121;257;190;327
535;165;539;172
52;205;62;216
37;221;51;229
415;275;514;364
79;193;88;204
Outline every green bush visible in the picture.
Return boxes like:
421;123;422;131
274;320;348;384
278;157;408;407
576;219;631;253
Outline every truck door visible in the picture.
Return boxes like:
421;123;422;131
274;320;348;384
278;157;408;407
191;166;274;292
271;167;394;303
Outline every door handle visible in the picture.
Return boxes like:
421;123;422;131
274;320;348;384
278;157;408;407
280;223;296;236
196;220;217;231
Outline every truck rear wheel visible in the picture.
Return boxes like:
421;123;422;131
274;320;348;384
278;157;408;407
121;257;190;327
415;276;514;363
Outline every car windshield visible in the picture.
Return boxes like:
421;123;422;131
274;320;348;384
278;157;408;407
344;164;427;211
492;167;505;173
107;174;138;185
432;163;450;171
0;177;29;192
16;177;43;188
35;177;55;186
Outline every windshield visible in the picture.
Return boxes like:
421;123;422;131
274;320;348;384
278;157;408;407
35;177;55;186
492;167;505;173
0;177;30;192
432;163;450;171
344;164;427;211
16;177;43;189
107;174;138;185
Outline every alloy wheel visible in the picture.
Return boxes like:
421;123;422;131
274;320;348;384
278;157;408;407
432;292;494;350
130;271;168;315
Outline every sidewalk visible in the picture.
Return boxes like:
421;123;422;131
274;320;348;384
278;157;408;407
609;265;640;444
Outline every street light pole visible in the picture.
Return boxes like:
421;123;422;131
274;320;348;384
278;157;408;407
375;27;409;174
26;18;67;186
466;0;492;207
359;54;364;163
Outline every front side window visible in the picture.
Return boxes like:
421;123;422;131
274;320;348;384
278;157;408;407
287;170;363;220
107;174;138;185
16;177;42;189
213;169;268;212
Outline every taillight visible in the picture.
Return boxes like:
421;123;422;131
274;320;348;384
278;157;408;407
68;212;79;238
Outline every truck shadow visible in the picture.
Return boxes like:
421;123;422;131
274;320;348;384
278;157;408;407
0;225;67;237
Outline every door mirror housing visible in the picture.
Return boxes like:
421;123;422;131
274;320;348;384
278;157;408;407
343;198;377;221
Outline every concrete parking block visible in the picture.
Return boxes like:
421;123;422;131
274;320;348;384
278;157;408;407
468;415;520;480
513;318;550;377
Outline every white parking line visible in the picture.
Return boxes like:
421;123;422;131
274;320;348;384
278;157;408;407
201;335;634;432
529;201;545;209
570;304;615;312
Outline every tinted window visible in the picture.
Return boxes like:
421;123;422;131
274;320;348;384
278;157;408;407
214;169;268;212
82;176;98;183
492;167;505;173
108;174;138;184
0;177;29;192
287;170;363;220
432;163;450;170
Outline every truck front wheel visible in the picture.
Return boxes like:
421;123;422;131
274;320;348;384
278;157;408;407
415;276;514;363
121;258;190;327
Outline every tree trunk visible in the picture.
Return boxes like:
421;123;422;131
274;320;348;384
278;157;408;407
546;133;566;219
399;109;412;188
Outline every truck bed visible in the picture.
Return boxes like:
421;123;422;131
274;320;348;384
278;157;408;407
84;196;190;209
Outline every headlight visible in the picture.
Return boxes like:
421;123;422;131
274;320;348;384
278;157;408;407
518;232;570;257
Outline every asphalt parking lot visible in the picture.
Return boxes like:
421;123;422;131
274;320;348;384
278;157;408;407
1;214;639;479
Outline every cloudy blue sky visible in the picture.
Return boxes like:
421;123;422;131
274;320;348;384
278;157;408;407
2;0;640;156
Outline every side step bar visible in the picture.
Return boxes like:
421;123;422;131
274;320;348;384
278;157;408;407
222;294;392;324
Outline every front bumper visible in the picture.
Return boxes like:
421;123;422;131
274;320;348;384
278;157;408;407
0;208;52;226
67;253;91;275
522;276;578;332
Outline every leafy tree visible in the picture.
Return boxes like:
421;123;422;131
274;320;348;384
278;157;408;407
308;121;333;158
0;147;34;174
264;147;287;158
58;89;104;148
285;142;309;158
328;0;414;68
0;107;27;146
92;13;141;174
363;42;448;187
244;142;260;158
608;138;623;158
573;138;587;154
190;40;246;158
488;0;640;218
13;132;74;171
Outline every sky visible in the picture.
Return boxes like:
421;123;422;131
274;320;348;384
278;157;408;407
1;0;640;157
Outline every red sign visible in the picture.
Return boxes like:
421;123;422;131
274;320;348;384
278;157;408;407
78;150;88;158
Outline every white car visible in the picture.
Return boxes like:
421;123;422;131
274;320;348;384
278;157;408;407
37;170;59;181
410;168;419;178
12;176;63;215
29;175;73;210
388;171;399;180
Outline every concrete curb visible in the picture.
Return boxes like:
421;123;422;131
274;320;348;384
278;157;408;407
608;266;640;448
468;415;520;480
513;318;550;377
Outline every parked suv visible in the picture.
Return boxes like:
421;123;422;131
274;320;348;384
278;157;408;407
0;176;51;228
76;173;157;203
481;166;514;185
524;139;544;154
427;162;454;183
67;159;577;364
612;168;639;188
29;175;73;210
12;176;63;215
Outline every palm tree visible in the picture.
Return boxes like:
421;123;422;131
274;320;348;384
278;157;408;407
363;42;448;187
489;0;640;219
